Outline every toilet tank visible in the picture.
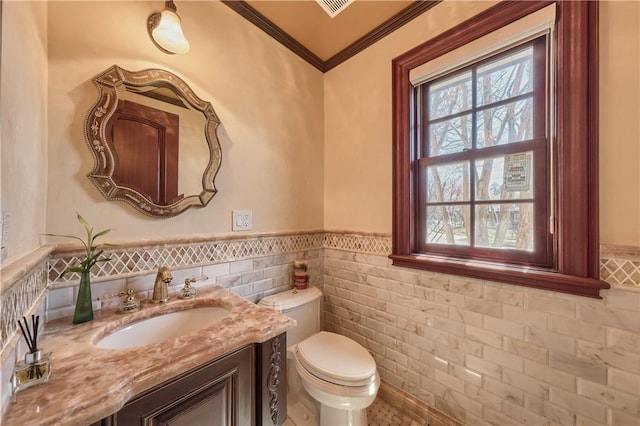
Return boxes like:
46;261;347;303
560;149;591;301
258;287;322;346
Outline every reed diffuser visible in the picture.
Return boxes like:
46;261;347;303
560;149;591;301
11;315;51;393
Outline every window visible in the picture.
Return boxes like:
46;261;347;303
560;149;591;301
391;1;608;298
418;37;551;266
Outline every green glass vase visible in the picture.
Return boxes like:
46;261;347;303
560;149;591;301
73;270;94;324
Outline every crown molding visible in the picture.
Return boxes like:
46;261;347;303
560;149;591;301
221;0;325;71
221;0;442;73
324;1;440;71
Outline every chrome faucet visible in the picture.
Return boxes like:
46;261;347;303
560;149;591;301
152;266;173;303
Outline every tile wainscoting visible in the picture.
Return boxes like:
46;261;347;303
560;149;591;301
322;237;639;426
1;231;639;423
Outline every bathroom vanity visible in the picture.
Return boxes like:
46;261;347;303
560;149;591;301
1;286;293;425
94;334;285;425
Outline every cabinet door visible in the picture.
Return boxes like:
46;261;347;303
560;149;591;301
255;333;287;426
117;345;254;426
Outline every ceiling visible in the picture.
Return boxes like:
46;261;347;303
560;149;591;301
244;0;413;60
221;0;440;72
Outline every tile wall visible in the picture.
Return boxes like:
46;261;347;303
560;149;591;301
322;236;640;426
1;231;638;424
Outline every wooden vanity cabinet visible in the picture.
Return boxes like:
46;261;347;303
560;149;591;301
99;345;253;426
92;333;287;426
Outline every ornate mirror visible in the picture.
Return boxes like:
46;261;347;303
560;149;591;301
84;65;222;217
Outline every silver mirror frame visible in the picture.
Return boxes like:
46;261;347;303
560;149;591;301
84;65;222;217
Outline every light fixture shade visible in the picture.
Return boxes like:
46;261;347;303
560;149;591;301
148;7;190;54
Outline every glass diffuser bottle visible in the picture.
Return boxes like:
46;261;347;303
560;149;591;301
11;350;51;393
11;315;51;394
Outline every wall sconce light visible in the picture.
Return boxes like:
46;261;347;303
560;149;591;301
148;0;190;54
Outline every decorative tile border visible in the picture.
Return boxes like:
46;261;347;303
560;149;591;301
325;233;640;290
47;232;640;289
324;231;392;255
599;244;640;288
0;259;48;353
50;232;325;284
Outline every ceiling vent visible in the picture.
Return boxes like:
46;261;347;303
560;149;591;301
315;0;355;18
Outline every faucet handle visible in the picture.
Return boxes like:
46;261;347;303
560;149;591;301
99;289;140;313
178;276;208;299
118;289;141;313
179;278;197;299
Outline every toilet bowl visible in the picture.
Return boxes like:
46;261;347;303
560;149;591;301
293;331;380;426
258;287;380;426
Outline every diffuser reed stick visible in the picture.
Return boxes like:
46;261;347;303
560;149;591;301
17;315;43;379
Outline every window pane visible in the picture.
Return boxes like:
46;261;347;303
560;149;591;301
476;98;533;147
428;114;472;156
429;71;472;120
426;162;470;203
475;152;534;201
426;205;470;246
474;203;534;251
477;47;533;106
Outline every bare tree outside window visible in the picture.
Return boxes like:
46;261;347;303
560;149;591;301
421;42;540;254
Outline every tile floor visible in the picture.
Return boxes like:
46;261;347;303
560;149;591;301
366;397;427;426
283;396;428;426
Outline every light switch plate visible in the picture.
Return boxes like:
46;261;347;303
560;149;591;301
232;210;252;231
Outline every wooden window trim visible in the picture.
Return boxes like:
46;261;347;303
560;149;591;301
391;0;609;298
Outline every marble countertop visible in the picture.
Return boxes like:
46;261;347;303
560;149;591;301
2;285;295;425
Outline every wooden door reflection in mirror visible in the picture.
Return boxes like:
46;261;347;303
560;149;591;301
108;100;181;205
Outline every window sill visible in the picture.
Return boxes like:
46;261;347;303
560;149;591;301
389;253;610;298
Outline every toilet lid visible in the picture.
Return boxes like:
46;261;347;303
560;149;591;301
258;286;322;312
296;331;376;387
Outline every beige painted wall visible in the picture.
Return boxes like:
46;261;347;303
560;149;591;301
324;0;640;248
323;0;498;234
0;0;48;265
2;0;637;257
599;0;640;246
45;1;324;242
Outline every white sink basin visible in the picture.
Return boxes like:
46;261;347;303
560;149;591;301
95;306;231;349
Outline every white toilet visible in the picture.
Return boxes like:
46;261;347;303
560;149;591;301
259;286;380;426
